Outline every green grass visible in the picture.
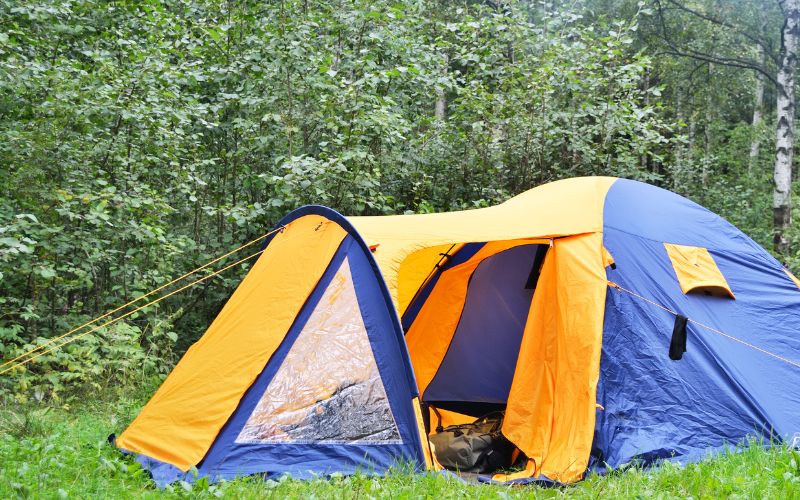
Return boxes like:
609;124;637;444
2;389;800;499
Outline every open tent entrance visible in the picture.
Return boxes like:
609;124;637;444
402;241;549;426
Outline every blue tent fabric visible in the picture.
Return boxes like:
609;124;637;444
423;244;541;405
114;439;186;487
133;454;186;488
595;179;800;471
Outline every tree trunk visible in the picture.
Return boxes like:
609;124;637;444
750;44;766;171
435;54;448;121
434;88;446;121
703;61;714;188
774;0;800;254
687;106;697;172
673;87;686;190
641;68;651;171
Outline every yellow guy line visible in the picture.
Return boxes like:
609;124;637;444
608;281;800;370
0;227;284;371
0;247;269;377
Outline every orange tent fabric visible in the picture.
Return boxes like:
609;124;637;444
353;178;617;483
351;176;616;313
664;243;735;298
503;233;608;483
116;215;346;470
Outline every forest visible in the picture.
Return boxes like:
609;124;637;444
2;0;800;497
3;0;795;397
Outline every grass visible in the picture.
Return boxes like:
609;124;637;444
2;387;800;499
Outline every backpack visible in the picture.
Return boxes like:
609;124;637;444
428;411;517;473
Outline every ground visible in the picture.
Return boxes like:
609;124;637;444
1;383;799;499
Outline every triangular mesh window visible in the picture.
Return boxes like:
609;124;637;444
236;257;401;444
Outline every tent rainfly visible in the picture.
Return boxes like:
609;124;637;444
114;177;800;486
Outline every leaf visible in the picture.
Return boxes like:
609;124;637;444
38;268;57;279
15;214;38;223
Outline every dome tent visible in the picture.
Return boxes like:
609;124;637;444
115;177;800;486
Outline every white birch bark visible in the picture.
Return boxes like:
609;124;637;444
435;54;448;121
774;0;800;254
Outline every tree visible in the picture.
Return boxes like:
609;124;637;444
750;44;766;170
0;0;677;397
652;0;798;254
774;0;800;253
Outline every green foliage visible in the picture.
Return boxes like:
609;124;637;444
0;0;792;398
0;0;795;494
0;0;682;396
2;317;177;403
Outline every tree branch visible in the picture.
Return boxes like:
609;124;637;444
654;0;779;87
664;0;779;64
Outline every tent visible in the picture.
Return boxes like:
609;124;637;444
115;176;800;486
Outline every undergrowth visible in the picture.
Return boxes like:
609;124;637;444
1;386;799;499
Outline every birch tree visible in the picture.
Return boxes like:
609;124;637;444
654;0;797;254
774;0;800;253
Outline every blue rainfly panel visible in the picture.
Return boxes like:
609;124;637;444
423;245;544;407
594;178;800;472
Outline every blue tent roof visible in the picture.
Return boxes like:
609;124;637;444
594;179;800;470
